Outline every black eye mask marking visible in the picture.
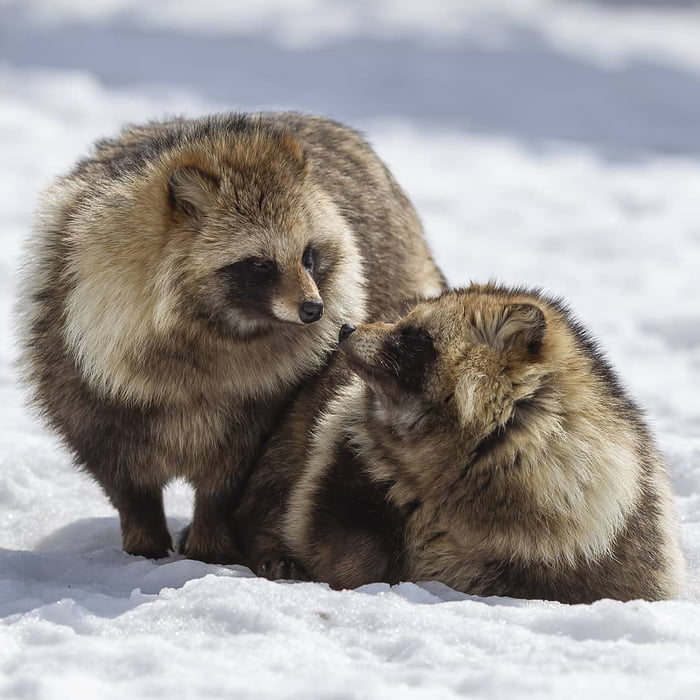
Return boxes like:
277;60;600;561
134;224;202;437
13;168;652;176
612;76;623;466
217;258;279;313
381;326;437;393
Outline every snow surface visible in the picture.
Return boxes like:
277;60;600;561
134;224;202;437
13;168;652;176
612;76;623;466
2;1;700;697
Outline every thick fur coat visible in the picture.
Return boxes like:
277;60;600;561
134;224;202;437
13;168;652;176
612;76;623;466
17;112;446;562
237;285;685;602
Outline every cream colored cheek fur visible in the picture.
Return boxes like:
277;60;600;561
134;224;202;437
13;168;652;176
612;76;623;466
271;300;302;324
63;208;165;402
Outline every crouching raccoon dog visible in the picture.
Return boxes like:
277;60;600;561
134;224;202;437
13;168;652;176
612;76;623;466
17;112;446;563
237;284;684;602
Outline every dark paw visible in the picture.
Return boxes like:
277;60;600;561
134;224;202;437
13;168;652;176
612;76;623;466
258;556;310;581
178;523;242;564
185;546;243;565
126;546;172;560
123;529;173;560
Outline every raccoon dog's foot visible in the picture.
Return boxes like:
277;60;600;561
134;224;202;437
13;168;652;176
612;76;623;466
258;555;310;582
178;488;242;564
179;523;242;564
123;527;173;560
114;484;173;559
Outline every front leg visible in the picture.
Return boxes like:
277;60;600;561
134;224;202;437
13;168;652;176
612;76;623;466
108;480;172;559
181;486;241;564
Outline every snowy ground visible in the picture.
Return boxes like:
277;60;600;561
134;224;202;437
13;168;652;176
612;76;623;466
2;1;700;697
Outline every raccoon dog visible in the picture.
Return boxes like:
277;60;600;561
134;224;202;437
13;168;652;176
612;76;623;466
17;112;446;562
238;284;684;602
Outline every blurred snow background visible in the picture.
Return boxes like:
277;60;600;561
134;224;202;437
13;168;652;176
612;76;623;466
1;1;700;697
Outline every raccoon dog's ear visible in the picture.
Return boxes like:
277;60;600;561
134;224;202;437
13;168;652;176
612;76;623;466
495;303;546;357
168;166;220;218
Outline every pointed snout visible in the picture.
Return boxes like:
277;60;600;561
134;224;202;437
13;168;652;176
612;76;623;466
270;264;324;325
338;321;393;361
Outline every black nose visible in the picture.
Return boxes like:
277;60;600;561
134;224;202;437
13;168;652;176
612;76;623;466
299;301;324;324
339;323;356;342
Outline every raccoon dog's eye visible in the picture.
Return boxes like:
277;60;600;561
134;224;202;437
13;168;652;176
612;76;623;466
302;245;318;275
382;326;437;393
245;258;275;273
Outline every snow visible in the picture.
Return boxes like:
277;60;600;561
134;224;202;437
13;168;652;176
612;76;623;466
2;1;700;697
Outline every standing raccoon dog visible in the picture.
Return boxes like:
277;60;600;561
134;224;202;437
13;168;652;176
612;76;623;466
239;285;684;602
17;112;446;563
